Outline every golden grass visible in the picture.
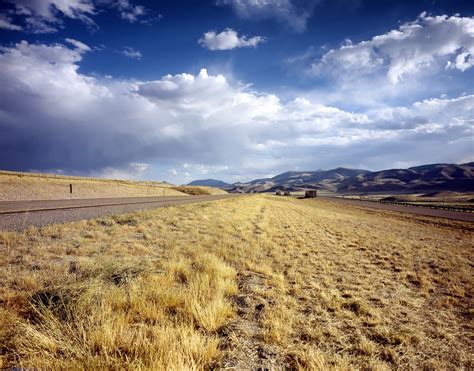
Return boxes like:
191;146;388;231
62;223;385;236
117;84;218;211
0;195;472;369
170;186;228;196
351;191;474;204
0;171;186;201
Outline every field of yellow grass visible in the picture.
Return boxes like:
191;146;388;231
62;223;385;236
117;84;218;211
0;171;182;200
345;191;474;205
0;171;226;201
170;185;228;196
0;195;472;369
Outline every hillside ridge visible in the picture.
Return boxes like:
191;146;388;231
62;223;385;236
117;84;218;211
207;162;474;193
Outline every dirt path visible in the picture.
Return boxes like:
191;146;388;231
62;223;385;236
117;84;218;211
218;203;288;368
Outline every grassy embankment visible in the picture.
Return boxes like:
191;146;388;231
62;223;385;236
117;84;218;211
0;171;226;201
0;195;472;369
170;186;227;196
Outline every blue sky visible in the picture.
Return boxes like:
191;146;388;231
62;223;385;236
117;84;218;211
0;0;473;184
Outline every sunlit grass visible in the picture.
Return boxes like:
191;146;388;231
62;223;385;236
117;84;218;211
0;195;472;369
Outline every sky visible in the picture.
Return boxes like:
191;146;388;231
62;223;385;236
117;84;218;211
0;0;473;184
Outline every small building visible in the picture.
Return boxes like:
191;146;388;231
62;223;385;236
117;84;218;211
275;190;282;196
305;190;317;198
284;191;291;196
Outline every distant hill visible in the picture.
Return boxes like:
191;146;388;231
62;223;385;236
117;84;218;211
227;167;369;193
187;179;230;188
337;162;474;193
225;163;474;194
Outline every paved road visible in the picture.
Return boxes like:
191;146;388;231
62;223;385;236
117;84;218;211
0;195;240;231
320;197;474;223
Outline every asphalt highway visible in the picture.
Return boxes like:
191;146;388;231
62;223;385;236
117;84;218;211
1;194;472;231
0;194;240;231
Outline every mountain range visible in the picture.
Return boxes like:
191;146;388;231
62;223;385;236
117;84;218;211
188;162;474;194
187;179;230;188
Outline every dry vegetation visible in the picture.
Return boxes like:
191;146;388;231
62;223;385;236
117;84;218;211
0;195;472;369
171;186;228;196
347;191;474;205
0;171;186;201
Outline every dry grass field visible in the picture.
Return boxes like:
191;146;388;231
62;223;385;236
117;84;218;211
344;191;474;206
0;171;186;201
170;186;228;196
0;195;472;369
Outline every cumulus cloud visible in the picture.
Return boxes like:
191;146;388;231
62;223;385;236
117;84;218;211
120;46;142;59
199;28;265;50
0;40;472;182
447;51;474;72
368;95;474;132
219;0;317;32
311;13;474;84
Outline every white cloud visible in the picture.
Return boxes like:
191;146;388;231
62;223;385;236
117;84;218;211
65;38;91;52
368;95;474;132
0;13;22;30
0;40;472;182
181;163;230;176
199;28;265;50
120;46;142;59
12;0;95;20
3;0;148;32
3;0;95;33
91;162;150;180
447;51;474;72
219;0;317;32
23;16;59;33
115;0;146;23
11;0;96;32
1;40;84;64
311;13;474;84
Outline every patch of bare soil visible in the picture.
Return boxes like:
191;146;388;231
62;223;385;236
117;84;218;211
217;270;287;369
